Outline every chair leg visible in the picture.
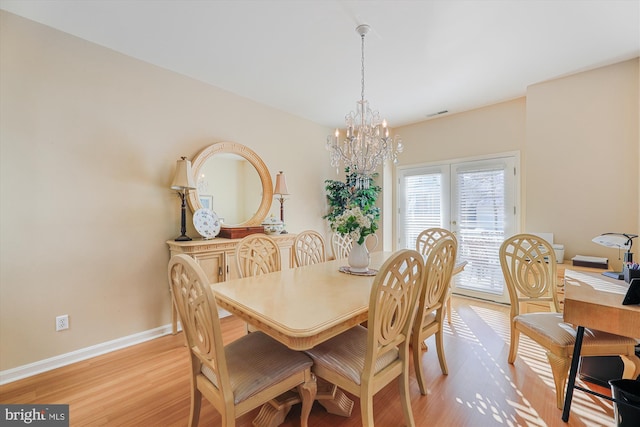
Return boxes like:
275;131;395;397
412;334;428;395
298;371;317;427
360;389;375;427
620;353;640;379
435;329;448;375
188;386;202;427
547;351;571;409
446;296;452;324
508;328;519;364
399;368;416;427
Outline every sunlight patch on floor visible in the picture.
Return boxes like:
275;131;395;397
466;300;615;426
442;302;547;426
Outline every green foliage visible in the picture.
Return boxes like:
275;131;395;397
323;168;381;231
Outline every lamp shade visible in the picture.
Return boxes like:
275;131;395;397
171;157;196;190
274;171;290;195
592;233;636;250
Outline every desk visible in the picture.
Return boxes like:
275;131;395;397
561;270;640;422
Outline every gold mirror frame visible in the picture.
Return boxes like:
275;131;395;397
187;141;273;226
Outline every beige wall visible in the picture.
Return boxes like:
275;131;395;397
396;59;639;271
0;11;334;371
398;98;527;165
525;59;639;268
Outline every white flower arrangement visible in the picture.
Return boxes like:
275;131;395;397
332;206;377;245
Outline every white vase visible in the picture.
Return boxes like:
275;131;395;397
348;242;370;273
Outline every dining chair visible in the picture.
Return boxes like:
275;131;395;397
235;234;281;278
331;232;353;260
168;254;317;427
235;234;282;333
415;228;457;324
294;230;326;267
411;236;457;395
500;233;640;409
305;249;424;427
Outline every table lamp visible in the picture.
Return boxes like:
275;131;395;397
592;232;638;279
171;157;196;241
273;171;290;234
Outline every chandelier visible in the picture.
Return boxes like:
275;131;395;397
326;24;403;189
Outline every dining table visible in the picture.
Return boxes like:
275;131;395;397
212;251;394;351
211;250;467;423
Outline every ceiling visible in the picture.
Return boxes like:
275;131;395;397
2;0;639;128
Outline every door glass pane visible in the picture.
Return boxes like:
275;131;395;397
455;167;506;295
402;172;442;250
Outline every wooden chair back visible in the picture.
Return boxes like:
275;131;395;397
411;237;457;393
331;232;353;260
294;230;326;266
366;249;424;376
499;233;560;315
415;227;457;257
168;254;231;418
419;237;457;313
235;234;281;278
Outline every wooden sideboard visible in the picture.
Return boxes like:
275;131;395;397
166;233;297;333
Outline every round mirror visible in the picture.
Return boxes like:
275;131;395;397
187;142;273;227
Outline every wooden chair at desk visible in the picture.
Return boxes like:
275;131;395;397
168;254;317;427
500;233;640;409
305;249;424;427
412;237;457;395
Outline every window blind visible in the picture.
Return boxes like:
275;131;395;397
403;172;442;250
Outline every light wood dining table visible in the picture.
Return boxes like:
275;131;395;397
212;251;394;351
213;251;467;351
211;249;467;423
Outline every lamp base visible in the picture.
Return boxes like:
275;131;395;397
175;234;192;242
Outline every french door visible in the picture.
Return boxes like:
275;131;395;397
397;155;519;303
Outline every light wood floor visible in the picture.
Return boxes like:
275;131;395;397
1;297;616;426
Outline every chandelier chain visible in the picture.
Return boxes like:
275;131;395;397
360;32;365;103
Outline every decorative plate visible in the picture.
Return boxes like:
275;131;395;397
193;208;221;239
339;266;378;276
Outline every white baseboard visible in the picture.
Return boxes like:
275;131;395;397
0;323;175;385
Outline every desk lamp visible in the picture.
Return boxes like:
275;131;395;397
273;171;290;234
171;157;197;241
592;232;638;279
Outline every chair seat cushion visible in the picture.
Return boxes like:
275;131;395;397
514;312;637;357
420;311;437;328
201;331;312;404
304;325;399;385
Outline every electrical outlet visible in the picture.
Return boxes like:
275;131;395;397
56;315;69;331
